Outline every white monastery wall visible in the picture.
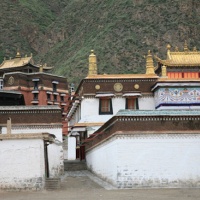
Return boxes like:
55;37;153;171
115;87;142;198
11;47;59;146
112;98;125;114
139;96;155;110
86;134;200;188
81;98;99;119
48;143;64;177
0;139;45;190
68;137;76;160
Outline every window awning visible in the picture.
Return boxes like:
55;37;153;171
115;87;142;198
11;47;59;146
72;127;86;132
95;93;115;98
122;93;141;97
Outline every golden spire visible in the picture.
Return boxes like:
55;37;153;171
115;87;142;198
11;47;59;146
193;46;197;52
88;50;97;75
166;44;171;60
184;40;189;51
145;50;155;75
161;65;167;77
15;48;21;58
39;64;43;72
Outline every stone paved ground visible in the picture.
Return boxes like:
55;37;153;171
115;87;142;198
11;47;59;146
0;171;200;200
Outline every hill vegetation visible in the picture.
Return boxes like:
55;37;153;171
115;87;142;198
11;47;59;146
1;0;200;86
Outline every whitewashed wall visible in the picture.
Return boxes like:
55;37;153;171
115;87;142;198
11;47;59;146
139;96;155;110
1;125;64;183
86;134;200;188
48;143;64;177
0;139;45;190
81;98;99;119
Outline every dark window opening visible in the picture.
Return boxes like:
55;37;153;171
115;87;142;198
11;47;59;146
53;83;57;92
125;98;139;110
34;81;38;90
99;98;113;115
33;93;38;100
54;94;57;101
47;93;51;100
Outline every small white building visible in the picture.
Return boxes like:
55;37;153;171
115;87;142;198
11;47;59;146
0;106;63;190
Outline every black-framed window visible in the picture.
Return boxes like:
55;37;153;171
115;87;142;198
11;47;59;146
125;98;139;110
54;94;57;101
0;79;3;90
60;95;64;102
47;93;51;100
33;93;38;100
99;98;113;115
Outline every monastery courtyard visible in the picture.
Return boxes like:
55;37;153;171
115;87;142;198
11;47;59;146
0;171;199;200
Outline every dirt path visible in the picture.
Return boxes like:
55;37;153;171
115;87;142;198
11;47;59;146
0;171;200;200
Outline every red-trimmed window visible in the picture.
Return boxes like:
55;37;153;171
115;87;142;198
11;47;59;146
126;98;138;109
99;98;113;115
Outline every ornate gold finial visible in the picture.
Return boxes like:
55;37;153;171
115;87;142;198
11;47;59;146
161;65;167;77
39;64;43;72
184;40;188;51
193;46;197;52
145;50;155;75
166;44;171;50
15;48;21;58
88;50;97;75
175;46;179;52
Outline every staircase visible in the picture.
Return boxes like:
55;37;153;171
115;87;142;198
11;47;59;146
64;160;87;171
45;178;61;190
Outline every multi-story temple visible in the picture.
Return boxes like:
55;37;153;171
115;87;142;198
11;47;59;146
0;51;68;135
67;42;200;188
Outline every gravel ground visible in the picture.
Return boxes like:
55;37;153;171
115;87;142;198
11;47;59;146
0;171;200;200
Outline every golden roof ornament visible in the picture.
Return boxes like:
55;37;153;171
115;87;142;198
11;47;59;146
161;65;167;77
166;44;171;60
15;49;21;58
184;40;189;51
193;46;197;52
175;46;179;52
145;50;155;75
88;50;97;75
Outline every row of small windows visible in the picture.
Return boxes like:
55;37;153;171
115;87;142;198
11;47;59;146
99;98;138;115
33;80;58;92
33;93;65;102
168;72;200;79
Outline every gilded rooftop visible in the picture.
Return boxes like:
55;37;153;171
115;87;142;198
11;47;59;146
155;41;200;67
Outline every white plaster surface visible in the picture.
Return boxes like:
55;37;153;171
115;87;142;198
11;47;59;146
68;137;76;160
0;139;45;190
86;134;200;188
48;143;64;178
139;97;155;110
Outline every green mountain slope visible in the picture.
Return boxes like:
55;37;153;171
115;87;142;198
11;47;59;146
1;0;200;86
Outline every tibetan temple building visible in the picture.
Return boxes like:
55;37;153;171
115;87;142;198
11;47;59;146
67;42;200;188
0;51;68;135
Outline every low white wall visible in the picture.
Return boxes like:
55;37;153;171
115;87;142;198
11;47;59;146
48;143;64;177
2;127;63;142
86;134;200;188
0;139;45;190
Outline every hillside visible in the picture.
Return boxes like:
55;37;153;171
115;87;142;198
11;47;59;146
1;0;200;86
